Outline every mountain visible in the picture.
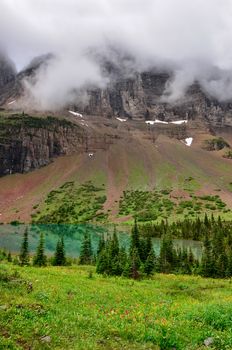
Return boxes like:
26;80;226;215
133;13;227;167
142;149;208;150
0;55;232;224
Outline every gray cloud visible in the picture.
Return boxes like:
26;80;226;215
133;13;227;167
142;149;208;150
1;0;232;109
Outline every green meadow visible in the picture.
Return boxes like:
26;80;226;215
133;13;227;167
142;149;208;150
1;263;232;350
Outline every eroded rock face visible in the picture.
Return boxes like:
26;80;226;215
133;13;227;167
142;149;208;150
1;54;232;128
0;115;86;176
0;53;16;92
78;72;232;128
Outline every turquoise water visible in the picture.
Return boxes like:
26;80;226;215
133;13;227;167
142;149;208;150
0;224;202;258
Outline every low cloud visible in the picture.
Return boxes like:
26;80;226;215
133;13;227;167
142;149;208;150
1;0;232;109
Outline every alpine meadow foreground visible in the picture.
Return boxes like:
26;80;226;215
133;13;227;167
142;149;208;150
0;263;232;350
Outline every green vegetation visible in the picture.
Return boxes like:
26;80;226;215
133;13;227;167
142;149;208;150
53;236;66;266
95;219;232;279
118;189;230;222
33;233;47;267
32;181;108;224
203;137;230;151
140;214;232;240
19;228;29;266
1;263;232;350
79;231;93;265
0;113;76;133
223;149;232;159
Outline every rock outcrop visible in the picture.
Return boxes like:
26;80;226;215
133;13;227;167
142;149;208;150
81;74;232;128
0;115;86;176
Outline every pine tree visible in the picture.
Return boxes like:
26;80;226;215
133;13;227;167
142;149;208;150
159;234;174;273
19;228;29;266
96;248;108;274
97;234;105;255
200;233;214;277
33;232;47;267
108;227;121;275
7;252;12;262
226;249;232;277
53;236;66;266
130;218;140;256
79;231;93;265
144;250;156;276
130;248;140;280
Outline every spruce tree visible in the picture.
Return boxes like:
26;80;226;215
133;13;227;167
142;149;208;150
130;248;140;280
7;252;12;262
96;248;108;274
33;232;47;267
130;218;140;256
53;236;66;266
159;234;174;273
108;227;121;275
144;250;156;276
226;249;232;277
200;233;214;277
97;234;105;255
79;231;93;265
19;228;29;266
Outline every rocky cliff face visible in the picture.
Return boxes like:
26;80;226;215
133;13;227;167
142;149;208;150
0;53;16;94
1;54;232;128
81;72;232;128
0;115;85;176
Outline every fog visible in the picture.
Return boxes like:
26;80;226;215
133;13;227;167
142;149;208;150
1;0;232;109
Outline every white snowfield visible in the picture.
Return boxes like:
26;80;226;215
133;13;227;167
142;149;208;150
80;122;88;127
69;110;83;118
116;117;127;122
146;119;187;125
170;120;188;125
146;119;168;125
8;100;16;105
184;137;193;146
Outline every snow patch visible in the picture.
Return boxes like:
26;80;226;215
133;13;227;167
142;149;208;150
80;122;88;127
171;120;188;125
184;137;193;147
116;117;127;122
69;110;83;118
146;119;168;125
8;100;16;105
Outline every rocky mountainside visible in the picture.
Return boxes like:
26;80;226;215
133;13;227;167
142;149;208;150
81;72;232;129
1;53;232;129
0;54;232;129
0;53;16;94
0;114;86;176
1;54;232;179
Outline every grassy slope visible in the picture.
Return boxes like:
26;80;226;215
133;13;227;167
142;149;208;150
1;263;232;350
1;121;232;223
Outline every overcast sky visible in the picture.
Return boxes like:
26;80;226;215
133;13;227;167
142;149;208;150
1;0;232;108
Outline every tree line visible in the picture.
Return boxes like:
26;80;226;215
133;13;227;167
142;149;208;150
2;217;232;279
140;214;232;240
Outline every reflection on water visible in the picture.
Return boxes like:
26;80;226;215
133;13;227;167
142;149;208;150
0;224;202;258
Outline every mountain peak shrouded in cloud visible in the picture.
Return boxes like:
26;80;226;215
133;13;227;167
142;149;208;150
1;0;232;110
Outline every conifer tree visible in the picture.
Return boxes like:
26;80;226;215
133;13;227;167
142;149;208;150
97;234;105;255
96;248;109;274
130;218;141;256
7;252;12;262
53;236;66;266
19;228;29;266
159;234;174;273
79;231;93;265
200;233;214;277
144;250;156;276
33;232;47;267
130;247;141;279
226;249;232;277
